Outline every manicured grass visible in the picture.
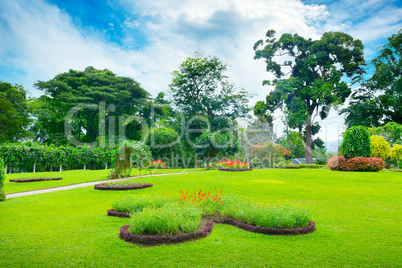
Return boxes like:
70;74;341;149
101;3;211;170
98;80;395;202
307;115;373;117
0;169;401;267
3;168;206;194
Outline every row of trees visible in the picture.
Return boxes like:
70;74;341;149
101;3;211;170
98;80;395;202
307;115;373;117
0;29;400;167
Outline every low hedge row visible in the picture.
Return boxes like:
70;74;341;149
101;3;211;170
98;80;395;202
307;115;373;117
328;156;385;172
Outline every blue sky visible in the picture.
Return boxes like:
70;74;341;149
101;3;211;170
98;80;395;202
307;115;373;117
0;0;401;142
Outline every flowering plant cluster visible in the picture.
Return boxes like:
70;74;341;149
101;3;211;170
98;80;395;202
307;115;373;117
328;156;385;172
218;160;250;169
251;143;291;157
179;188;223;215
150;160;167;168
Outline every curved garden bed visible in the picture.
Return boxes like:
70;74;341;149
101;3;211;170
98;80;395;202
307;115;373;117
9;177;63;183
149;167;169;169
94;183;153;191
218;168;252;172
271;166;300;169
215;218;315;235
119;221;214;246
107;209;130;218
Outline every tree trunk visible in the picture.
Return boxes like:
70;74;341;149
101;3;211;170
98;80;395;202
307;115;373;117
286;124;290;161
305;113;313;164
5;166;7;174
105;163;108;170
206;157;210;170
33;161;36;173
59;164;62;172
84;164;86;170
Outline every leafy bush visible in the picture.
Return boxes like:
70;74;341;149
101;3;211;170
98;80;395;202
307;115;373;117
250;142;291;167
390;144;402;168
219;195;311;228
145;127;182;161
328;156;385;172
127;203;203;235
0;158;5;201
370;135;391;160
340;126;371;159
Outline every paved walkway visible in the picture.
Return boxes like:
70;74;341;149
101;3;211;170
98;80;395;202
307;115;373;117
6;172;192;199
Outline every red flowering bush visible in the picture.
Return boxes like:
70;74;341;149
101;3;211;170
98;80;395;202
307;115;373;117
150;160;167;168
218;160;250;169
328;156;385;172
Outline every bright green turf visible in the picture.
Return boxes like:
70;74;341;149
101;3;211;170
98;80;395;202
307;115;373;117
0;169;401;267
4;168;206;194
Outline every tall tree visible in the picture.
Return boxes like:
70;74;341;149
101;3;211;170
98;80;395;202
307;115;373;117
32;67;150;146
341;29;402;127
253;30;365;163
0;82;31;143
169;52;251;132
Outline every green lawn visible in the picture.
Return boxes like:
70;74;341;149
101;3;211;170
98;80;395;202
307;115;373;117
0;169;401;267
4;168;206;194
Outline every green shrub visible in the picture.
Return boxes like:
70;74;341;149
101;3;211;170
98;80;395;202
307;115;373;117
340;126;371;159
127;203;203;235
370;135;391;160
297;164;326;169
145;127;182;162
111;194;177;213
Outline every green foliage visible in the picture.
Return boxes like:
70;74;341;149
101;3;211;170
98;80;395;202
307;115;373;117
342;30;402;126
278;131;304;158
368;122;402;145
32;66;150;145
220;195;311;228
169;52;251;120
145;127;182;161
128;203;203;235
390;144;402;168
0;143;116;173
194;131;239;168
254;30;365;163
250;142;289;166
108;140;151;179
112;194;177;213
370;135;391;160
0;82;31;142
340;126;372;159
297;164;326;169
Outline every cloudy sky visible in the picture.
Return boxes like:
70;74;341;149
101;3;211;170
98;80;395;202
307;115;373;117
0;0;401;142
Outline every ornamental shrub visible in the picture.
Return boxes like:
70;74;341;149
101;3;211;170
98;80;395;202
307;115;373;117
145;127;182;162
0;158;5;201
390;144;402;168
370;135;391;160
340;126;371;159
328;156;384;171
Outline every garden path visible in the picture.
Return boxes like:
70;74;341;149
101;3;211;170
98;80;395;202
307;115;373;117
5;172;194;199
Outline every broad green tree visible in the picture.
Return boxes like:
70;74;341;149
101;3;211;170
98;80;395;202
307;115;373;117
253;30;365;163
169;52;251;131
0;82;31;142
342;30;402;127
32;67;150;145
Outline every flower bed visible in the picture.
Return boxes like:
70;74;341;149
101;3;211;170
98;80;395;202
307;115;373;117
112;189;314;246
94;183;153;190
328;156;385;172
9;177;63;182
218;168;253;171
149;160;168;169
119;221;213;246
217;160;251;171
215;218;315;235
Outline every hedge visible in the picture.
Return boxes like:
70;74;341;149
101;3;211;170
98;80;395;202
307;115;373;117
328;156;385;172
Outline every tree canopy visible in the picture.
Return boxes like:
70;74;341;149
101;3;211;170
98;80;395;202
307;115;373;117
0;82;31;143
32;66;150;145
253;30;365;163
341;29;402;127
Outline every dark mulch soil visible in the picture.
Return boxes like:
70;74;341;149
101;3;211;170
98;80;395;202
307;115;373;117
9;177;63;183
94;183;153;191
107;209;130;218
217;168;253;171
271;167;300;169
215;218;316;235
